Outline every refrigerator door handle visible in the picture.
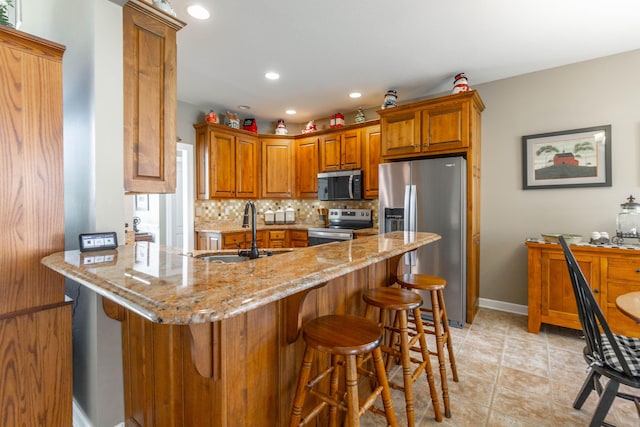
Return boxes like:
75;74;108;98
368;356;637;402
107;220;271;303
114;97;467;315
409;184;417;233
403;185;411;232
403;184;417;268
409;184;417;267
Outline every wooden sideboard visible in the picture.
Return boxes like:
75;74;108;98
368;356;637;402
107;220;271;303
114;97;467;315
526;241;640;338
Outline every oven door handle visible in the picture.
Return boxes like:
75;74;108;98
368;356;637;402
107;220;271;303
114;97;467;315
308;230;353;240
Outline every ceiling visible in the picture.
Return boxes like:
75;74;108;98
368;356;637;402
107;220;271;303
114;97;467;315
169;0;640;124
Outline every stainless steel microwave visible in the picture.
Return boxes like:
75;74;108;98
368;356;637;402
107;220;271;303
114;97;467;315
317;170;363;201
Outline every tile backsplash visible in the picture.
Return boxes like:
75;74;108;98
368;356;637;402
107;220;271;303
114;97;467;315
195;199;379;226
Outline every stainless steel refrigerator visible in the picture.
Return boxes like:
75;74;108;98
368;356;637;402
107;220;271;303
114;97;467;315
379;156;466;327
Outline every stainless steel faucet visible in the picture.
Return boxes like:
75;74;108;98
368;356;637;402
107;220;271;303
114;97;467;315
241;201;260;259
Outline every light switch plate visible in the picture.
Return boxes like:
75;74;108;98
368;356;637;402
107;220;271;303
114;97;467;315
79;232;118;252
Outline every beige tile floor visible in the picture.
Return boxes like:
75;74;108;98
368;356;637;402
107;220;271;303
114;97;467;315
360;308;640;426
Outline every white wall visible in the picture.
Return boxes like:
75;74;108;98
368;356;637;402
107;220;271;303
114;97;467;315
476;49;640;305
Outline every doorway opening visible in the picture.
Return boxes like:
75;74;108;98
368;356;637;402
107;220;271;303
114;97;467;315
165;143;194;250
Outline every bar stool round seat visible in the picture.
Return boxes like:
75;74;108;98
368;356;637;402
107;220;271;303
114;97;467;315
305;314;383;355
397;274;446;290
397;273;458;418
363;287;442;425
290;314;398;427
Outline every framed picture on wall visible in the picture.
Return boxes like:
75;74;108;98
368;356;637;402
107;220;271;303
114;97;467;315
522;124;612;190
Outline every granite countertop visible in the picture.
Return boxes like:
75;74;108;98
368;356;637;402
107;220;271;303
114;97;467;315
525;238;640;251
42;231;439;325
353;227;379;236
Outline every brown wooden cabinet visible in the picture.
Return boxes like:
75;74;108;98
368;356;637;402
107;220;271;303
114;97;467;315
527;242;640;338
123;0;185;193
380;91;479;159
319;129;362;171
194;123;260;199
261;137;295;198
196;231;221;250
220;230;265;249
290;230;308;247
379;109;421;158
361;123;381;199
295;136;319;198
0;26;71;425
379;91;484;323
266;230;287;248
422;101;468;152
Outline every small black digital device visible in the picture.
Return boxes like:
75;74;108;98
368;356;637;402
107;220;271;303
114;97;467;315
79;232;118;252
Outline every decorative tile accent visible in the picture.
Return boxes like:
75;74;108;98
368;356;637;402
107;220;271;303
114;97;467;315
195;198;379;226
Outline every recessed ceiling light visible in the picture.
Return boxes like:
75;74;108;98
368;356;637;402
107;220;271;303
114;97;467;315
286;110;296;115
349;92;362;99
187;4;210;20
265;71;280;80
238;105;250;110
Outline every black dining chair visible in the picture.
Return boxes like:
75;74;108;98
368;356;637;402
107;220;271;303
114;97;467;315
558;236;640;426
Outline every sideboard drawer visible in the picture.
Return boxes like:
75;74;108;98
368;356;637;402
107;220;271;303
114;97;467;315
608;257;640;281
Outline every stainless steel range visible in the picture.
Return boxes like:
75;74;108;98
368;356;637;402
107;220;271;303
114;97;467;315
308;208;373;246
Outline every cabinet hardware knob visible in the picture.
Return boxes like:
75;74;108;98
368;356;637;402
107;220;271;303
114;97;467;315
593;289;600;293
636;269;640;273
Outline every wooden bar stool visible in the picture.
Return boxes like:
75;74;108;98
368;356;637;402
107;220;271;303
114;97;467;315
289;314;398;427
363;287;442;425
397;273;458;418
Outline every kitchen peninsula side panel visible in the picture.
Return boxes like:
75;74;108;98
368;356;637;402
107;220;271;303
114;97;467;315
105;259;394;427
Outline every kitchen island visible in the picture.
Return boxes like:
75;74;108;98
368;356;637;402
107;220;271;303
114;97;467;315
42;231;440;426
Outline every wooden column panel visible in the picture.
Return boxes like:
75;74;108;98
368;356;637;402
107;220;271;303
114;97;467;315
0;302;72;426
123;1;185;193
0;28;65;315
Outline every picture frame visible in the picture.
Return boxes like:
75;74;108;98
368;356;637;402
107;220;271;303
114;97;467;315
522;125;611;190
135;194;149;211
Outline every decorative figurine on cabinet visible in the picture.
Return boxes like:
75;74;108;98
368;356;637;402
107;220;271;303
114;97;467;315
302;120;317;133
205;110;219;124
242;118;258;133
381;89;398;109
452;73;471;94
275;119;288;135
224;112;240;129
354;107;366;123
152;0;177;16
330;113;345;128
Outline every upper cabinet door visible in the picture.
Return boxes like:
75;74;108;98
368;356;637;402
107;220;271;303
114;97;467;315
319;134;341;171
362;124;381;199
422;102;468;152
340;129;361;170
261;138;295;198
123;1;185;194
380;110;421;158
210;130;236;198
235;134;260;198
295;136;319;198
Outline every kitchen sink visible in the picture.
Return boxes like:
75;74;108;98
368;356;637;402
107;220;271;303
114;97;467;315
194;249;292;263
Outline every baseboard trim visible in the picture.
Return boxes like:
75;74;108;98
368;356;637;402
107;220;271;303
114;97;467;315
479;298;528;316
73;399;93;427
